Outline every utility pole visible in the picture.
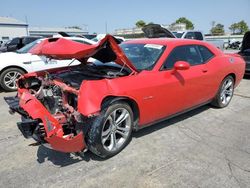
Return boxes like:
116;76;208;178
25;15;29;36
82;24;88;34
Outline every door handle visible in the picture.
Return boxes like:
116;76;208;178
202;69;208;73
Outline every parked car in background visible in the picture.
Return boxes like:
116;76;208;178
0;40;10;53
82;34;97;40
92;34;126;43
0;36;96;91
5;35;245;159
0;36;43;53
173;30;224;50
238;31;250;75
142;24;176;38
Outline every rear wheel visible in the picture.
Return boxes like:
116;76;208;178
0;68;25;92
211;75;234;108
87;102;133;158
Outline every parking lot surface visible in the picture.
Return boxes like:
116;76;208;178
0;78;249;188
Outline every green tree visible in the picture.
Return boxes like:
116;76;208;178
175;17;194;30
210;23;225;35
229;23;239;34
229;20;249;34
238;20;249;34
135;20;146;28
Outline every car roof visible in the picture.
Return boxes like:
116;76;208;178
22;36;42;38
124;38;223;55
124;38;206;46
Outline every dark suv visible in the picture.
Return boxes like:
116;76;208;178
0;36;42;52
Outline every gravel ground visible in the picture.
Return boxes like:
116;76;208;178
0;77;249;188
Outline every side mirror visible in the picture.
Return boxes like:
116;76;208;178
174;61;190;71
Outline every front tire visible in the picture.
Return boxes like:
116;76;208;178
211;75;234;108
0;68;25;92
87;102;133;158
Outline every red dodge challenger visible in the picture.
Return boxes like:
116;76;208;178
5;35;245;158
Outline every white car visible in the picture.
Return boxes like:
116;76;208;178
0;37;96;91
92;34;125;43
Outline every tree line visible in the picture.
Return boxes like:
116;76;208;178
135;17;249;35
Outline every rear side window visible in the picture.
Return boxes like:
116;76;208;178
162;45;203;69
194;32;204;40
198;45;214;62
184;32;195;39
9;38;20;45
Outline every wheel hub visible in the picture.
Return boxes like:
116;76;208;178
111;125;117;133
101;107;132;152
220;78;233;105
3;71;22;90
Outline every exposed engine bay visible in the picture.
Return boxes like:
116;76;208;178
20;63;130;90
4;34;139;154
14;63;130;144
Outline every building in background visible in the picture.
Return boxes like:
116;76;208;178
0;16;89;42
29;27;88;37
0;17;28;42
167;23;186;31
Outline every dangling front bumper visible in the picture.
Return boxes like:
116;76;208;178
4;93;86;153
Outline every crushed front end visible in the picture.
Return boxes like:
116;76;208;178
5;73;87;153
4;34;137;154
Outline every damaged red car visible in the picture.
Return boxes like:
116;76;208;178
5;35;245;158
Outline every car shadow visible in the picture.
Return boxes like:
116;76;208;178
36;145;104;167
36;104;210;166
133;105;210;138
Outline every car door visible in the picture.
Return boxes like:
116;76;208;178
148;45;214;121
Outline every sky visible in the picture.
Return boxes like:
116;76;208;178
1;0;250;34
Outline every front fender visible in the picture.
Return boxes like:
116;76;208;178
78;79;112;116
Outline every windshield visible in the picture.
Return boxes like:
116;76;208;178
120;43;165;70
16;39;42;54
173;32;184;38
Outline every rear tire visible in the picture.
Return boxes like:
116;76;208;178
87;102;133;158
0;68;25;92
211;75;234;108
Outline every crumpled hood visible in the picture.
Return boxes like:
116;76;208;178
29;35;138;73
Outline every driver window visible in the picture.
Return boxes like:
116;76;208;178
162;45;203;70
